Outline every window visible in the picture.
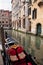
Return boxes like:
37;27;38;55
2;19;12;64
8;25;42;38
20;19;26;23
7;25;8;27
28;7;31;16
29;0;32;4
2;21;4;23
19;20;21;27
10;20;11;21
6;21;8;23
2;14;4;16
0;21;1;23
23;19;25;28
24;6;25;16
32;8;37;19
3;25;4;27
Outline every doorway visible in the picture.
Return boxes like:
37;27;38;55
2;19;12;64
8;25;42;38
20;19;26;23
36;23;41;35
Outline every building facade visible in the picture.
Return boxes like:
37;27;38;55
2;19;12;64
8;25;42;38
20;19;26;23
0;10;12;29
31;0;43;36
12;0;43;36
9;11;12;29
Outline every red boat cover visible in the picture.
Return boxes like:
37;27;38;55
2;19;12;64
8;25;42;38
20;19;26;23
7;46;32;65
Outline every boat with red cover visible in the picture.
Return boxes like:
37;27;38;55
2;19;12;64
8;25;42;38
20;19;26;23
7;44;37;65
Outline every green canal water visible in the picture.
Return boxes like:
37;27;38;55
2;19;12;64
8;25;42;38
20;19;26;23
0;30;43;65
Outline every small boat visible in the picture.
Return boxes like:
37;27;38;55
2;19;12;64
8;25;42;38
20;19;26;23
5;35;18;48
6;44;37;65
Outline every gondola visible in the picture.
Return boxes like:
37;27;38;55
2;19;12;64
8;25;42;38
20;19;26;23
6;44;37;65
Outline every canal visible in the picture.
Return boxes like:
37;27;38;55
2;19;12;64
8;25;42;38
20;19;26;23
0;30;43;65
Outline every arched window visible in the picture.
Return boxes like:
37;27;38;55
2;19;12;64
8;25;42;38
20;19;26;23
32;8;37;19
23;19;25;28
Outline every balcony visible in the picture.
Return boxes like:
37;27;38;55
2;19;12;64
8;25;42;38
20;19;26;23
38;0;43;7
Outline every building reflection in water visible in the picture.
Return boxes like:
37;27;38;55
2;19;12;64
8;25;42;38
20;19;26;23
31;49;35;57
24;35;31;54
7;30;43;65
35;37;41;50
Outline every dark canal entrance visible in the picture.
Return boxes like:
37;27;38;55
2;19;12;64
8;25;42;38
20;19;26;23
0;30;43;65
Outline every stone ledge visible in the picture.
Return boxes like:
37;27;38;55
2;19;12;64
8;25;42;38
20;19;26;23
13;29;43;38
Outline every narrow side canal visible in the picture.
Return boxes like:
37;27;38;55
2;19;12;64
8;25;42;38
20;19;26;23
0;30;43;65
8;30;43;65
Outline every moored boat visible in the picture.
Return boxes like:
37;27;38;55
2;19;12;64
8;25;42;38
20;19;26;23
6;44;37;65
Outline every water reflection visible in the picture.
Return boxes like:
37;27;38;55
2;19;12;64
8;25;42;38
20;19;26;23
0;30;43;65
12;30;43;65
31;49;35;57
35;37;41;50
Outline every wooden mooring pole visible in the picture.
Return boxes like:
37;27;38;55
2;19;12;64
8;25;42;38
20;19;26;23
0;26;6;65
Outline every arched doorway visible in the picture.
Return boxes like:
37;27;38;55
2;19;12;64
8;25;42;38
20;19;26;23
36;23;41;35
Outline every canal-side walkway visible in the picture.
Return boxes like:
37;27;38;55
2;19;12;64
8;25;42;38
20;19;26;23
0;51;3;65
14;30;43;38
